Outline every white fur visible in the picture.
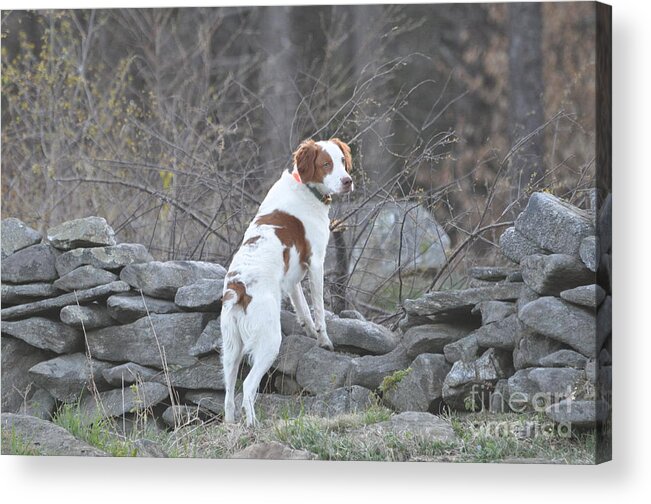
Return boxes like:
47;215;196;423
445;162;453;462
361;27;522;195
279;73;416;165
220;140;352;426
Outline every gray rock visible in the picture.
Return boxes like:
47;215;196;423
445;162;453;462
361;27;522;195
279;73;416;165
403;284;523;318
231;442;316;460
560;284;606;308
402;323;472;359
106;293;182;323
18;387;57;420
102;362;159;386
358;411;457;444
79;382;169;422
442;348;513;410
499;226;548;263
597;295;612;352
190;319;222;357
521;254;595;296
308;385;376;416
489;379;510;414
507;368;584;412
28;353;113;402
151;354;223;390
1;280;131;320
519;297;597;357
86;312;214;368
538;350;588;369
161;405;206;428
295;346;353;394
1;413;107;456
469;266;519;281
1;282;61;305
1;336;53;413
348;345;412;390
513;322;568;370
120;260;226;300
472;300;516;325
327;317;398;355
443;333;479;363
53;265;119;291
55;243;153;277
1;218;42;258
185;390;226;415
515;192;595;256
60;304;115;329
579;236;599;272
1;317;82;354
545;399;609;428
280;309;305;336
474;314;518;350
339;309;365;320
174;278;225;311
47;216;116;250
273;334;317;376
397;312;436;333
1;243;59;283
384;353;450;413
273;374;302;395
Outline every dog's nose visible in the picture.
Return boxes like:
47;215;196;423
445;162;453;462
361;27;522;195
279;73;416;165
341;177;353;189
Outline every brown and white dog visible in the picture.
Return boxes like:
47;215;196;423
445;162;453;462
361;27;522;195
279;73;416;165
220;138;353;426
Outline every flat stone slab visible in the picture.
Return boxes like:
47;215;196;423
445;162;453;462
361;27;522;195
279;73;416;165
560;284;606;308
185;390;226;415
1;413;107;456
1;282;61;305
402;323;472;359
174;278;224;311
348;345;412;390
471;300;516;325
79;382;169;422
55;243;153;277
1;243;59;283
231;442;316;460
403;284;523;317
521;254;595;296
1;218;42;258
189;319;222;357
102;362;159;386
1;280;130;320
120;260;226;300
327;317;398;355
60;304;115;329
538;349;588;369
150;354;223;390
53;265;119;291
469;266;519;281
474;314;518;350
47;216;116;250
86;312;214;368
106;293;182;323
2;317;82;354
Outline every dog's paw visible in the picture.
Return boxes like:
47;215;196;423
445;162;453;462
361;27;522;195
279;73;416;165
316;330;334;351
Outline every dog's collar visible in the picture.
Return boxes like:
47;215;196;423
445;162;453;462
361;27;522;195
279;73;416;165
291;171;332;205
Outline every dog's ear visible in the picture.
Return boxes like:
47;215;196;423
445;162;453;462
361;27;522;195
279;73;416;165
293;139;319;182
329;138;352;173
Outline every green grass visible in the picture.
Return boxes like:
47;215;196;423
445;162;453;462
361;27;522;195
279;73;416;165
1;427;43;456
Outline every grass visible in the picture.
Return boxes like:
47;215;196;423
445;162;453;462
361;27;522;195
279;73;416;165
5;400;596;463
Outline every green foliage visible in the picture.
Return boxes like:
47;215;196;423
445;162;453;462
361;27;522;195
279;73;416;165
1;427;43;456
379;368;412;394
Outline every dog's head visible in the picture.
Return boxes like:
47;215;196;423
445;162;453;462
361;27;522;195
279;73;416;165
293;138;353;195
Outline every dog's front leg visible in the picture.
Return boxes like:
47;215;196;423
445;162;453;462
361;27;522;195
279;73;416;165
308;262;334;351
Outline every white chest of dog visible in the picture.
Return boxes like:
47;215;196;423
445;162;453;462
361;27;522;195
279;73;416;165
220;138;353;426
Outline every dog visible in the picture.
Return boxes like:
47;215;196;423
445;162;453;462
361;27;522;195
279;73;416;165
220;138;354;426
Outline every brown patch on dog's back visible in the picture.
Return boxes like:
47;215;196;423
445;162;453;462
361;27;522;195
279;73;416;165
293;139;333;184
255;210;311;271
225;280;252;312
243;235;261;246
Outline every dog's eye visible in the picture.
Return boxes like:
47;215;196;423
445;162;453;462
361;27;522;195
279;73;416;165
323;162;330;167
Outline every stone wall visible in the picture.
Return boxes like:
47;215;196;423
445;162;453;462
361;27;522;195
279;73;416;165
0;191;611;435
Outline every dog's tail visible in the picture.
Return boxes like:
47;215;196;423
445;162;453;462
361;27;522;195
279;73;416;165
221;280;252;315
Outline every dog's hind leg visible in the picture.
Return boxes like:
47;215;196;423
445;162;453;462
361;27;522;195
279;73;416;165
288;282;318;338
240;301;282;427
221;317;244;423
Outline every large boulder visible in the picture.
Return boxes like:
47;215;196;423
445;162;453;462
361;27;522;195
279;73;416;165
85;312;215;368
1;218;42;258
1;336;53;413
499;226;548;264
1;414;107;456
174;278;224;311
327;317;398;355
1;282;61;305
1;281;130;320
55;243;153;277
1;317;82;354
120;260;226;299
106;293;182;323
402;323;472;359
150;354;223;390
53;265;119;291
383;353;450;413
1;243;59;283
507;367;584;411
521;254;595;296
60;304;115;330
28;353;113;402
348;345;412;390
46;216;116;250
519;297;597;357
295;346;353;394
